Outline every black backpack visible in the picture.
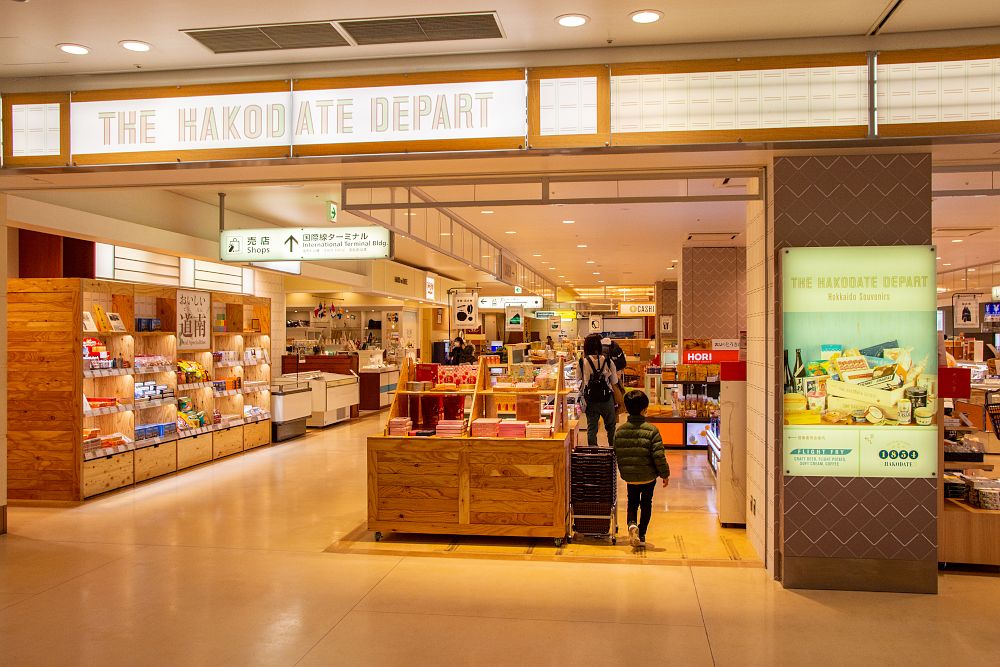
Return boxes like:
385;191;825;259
582;356;613;404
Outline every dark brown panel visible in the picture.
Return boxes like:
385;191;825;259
62;237;95;279
17;229;62;278
783;556;938;594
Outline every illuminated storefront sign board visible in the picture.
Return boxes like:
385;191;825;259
69;79;527;156
618;302;656;316
782;246;937;479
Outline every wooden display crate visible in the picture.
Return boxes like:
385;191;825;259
243;419;271;450
367;357;573;543
177;432;213;469
135;442;177;482
83;451;134;498
213;425;244;459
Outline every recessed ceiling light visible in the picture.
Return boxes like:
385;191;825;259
630;9;662;24
57;43;90;55
119;40;151;52
532;254;542;257
481;210;494;215
952;239;963;243
666;267;675;270
592;272;600;275
944;263;952;266
556;14;589;27
968;268;976;272
505;230;516;234
562;220;575;224
671;259;679;263
576;244;588;248
558;275;565;278
440;232;451;236
548;267;556;270
405;211;417;216
597;280;605;283
586;260;596;264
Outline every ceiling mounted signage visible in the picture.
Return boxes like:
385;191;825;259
69;78;526;157
220;227;391;262
476;295;543;311
618;302;656;316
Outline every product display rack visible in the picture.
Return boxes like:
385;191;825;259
5;278;272;502
367;356;575;544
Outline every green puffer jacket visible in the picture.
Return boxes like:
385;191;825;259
613;416;670;483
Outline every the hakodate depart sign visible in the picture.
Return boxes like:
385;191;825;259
220;227;391;262
70;80;527;155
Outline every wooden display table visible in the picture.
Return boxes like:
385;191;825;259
940;498;1000;566
367;433;572;543
366;356;575;544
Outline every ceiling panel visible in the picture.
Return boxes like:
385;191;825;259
1;0;901;78
883;0;1000;34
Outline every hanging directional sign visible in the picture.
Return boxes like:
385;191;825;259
220;227;391;262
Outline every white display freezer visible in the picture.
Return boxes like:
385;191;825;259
306;372;360;427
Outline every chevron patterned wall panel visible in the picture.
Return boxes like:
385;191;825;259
681;247;747;340
773;153;935;571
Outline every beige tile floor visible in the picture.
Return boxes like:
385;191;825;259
0;412;997;666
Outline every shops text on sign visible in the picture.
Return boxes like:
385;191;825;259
220;227;391;262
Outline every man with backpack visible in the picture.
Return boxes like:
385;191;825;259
580;333;620;446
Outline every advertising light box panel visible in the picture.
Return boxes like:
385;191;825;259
781;246;937;479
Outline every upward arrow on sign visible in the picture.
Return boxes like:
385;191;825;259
285;235;299;252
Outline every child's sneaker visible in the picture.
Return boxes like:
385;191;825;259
628;523;640;547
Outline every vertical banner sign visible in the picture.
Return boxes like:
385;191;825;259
953;294;979;329
452;293;478;329
177;290;210;351
588;315;604;334
505;305;525;332
550;317;562;333
660;315;673;335
782;246;938;478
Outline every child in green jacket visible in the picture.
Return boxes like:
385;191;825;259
614;390;671;548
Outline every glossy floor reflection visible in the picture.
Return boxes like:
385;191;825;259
2;412;998;666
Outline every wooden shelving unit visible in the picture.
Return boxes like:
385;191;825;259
367;357;575;544
6;278;273;502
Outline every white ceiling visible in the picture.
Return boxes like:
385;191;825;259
2;1;1000;79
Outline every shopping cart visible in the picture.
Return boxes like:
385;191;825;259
570;445;619;544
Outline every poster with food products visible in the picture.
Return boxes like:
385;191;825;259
782;246;938;479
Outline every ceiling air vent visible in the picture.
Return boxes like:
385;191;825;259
184;22;349;54
338;12;503;46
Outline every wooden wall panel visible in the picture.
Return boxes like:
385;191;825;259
7;279;82;501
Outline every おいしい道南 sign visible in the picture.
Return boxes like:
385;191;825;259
220;227;391;262
177;289;210;351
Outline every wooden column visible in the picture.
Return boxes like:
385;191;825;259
1;194;7;530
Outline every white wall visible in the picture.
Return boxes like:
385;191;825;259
254;271;286;363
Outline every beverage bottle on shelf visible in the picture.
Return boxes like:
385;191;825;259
793;349;805;390
783;350;795;393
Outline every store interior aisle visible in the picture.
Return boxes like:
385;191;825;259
0;416;998;666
